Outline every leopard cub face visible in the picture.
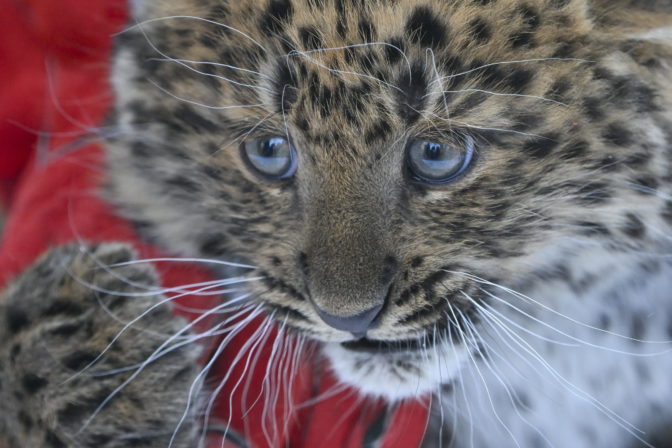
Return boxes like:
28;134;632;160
107;0;672;399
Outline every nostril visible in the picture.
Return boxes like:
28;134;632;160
315;303;383;336
380;255;398;285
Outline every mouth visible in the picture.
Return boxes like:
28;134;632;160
340;336;433;353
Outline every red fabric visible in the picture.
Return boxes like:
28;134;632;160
0;0;430;446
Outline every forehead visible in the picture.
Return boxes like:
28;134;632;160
142;0;588;141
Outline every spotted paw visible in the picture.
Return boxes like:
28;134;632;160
0;243;202;447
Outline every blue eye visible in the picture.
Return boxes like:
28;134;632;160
406;137;474;183
242;136;297;179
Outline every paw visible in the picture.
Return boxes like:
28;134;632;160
0;243;202;447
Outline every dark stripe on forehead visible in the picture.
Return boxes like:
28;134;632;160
273;62;299;113
396;62;428;124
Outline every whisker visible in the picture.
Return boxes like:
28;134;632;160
147;57;271;80
147;79;267;110
432;88;568;106
452;306;523;448
76;296;260;434
147;57;273;92
460;302;556;448
120;15;268;52
286;49;403;93
88;301;257;378
169;308;270;448
446;270;672;345
188;312;275;447
461;294;650;441
429;57;592;86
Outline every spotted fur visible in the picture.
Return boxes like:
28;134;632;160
0;244;201;447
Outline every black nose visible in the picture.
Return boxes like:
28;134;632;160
315;303;383;338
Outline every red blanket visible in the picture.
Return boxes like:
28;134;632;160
0;0;430;446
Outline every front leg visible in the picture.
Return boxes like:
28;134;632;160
0;244;203;447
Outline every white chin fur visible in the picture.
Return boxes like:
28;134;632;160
322;340;468;402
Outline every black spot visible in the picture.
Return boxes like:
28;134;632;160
18;410;33;430
420;270;450;296
547;78;570;102
622;213;645;239
22;373;48;394
364;121;392;145
6;306;29;334
56;388;114;427
385;37;405;63
552;40;576;58
396;63;427;124
358;19;375;42
597;313;611;330
510;31;532;48
380;256;398;285
199;33;218;49
62;352;98;371
662;201;672;224
469;18;491;42
49;322;83;337
10;342;21;362
523;134;559;158
199;233;228;256
165;175;200;193
296;118;310;132
260;0;293;33
583;97;604;121
45;430;67;448
271;256;282;266
411;256;424;268
518;5;541;28
405;6;448;48
560;140;589;160
298;26;322;49
394;288;411;308
452;92;487;117
602;124;633;147
576;221;611;236
273;63;298;113
472;60;505;89
43;301;84;317
632;175;659;193
505;69;534;93
511;112;543;132
624;152;650;168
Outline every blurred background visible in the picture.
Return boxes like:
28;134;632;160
0;0;127;239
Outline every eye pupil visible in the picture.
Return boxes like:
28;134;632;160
424;143;442;160
261;138;280;157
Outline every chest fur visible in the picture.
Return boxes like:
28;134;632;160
434;248;672;448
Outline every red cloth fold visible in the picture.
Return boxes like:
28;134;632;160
0;0;430;446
